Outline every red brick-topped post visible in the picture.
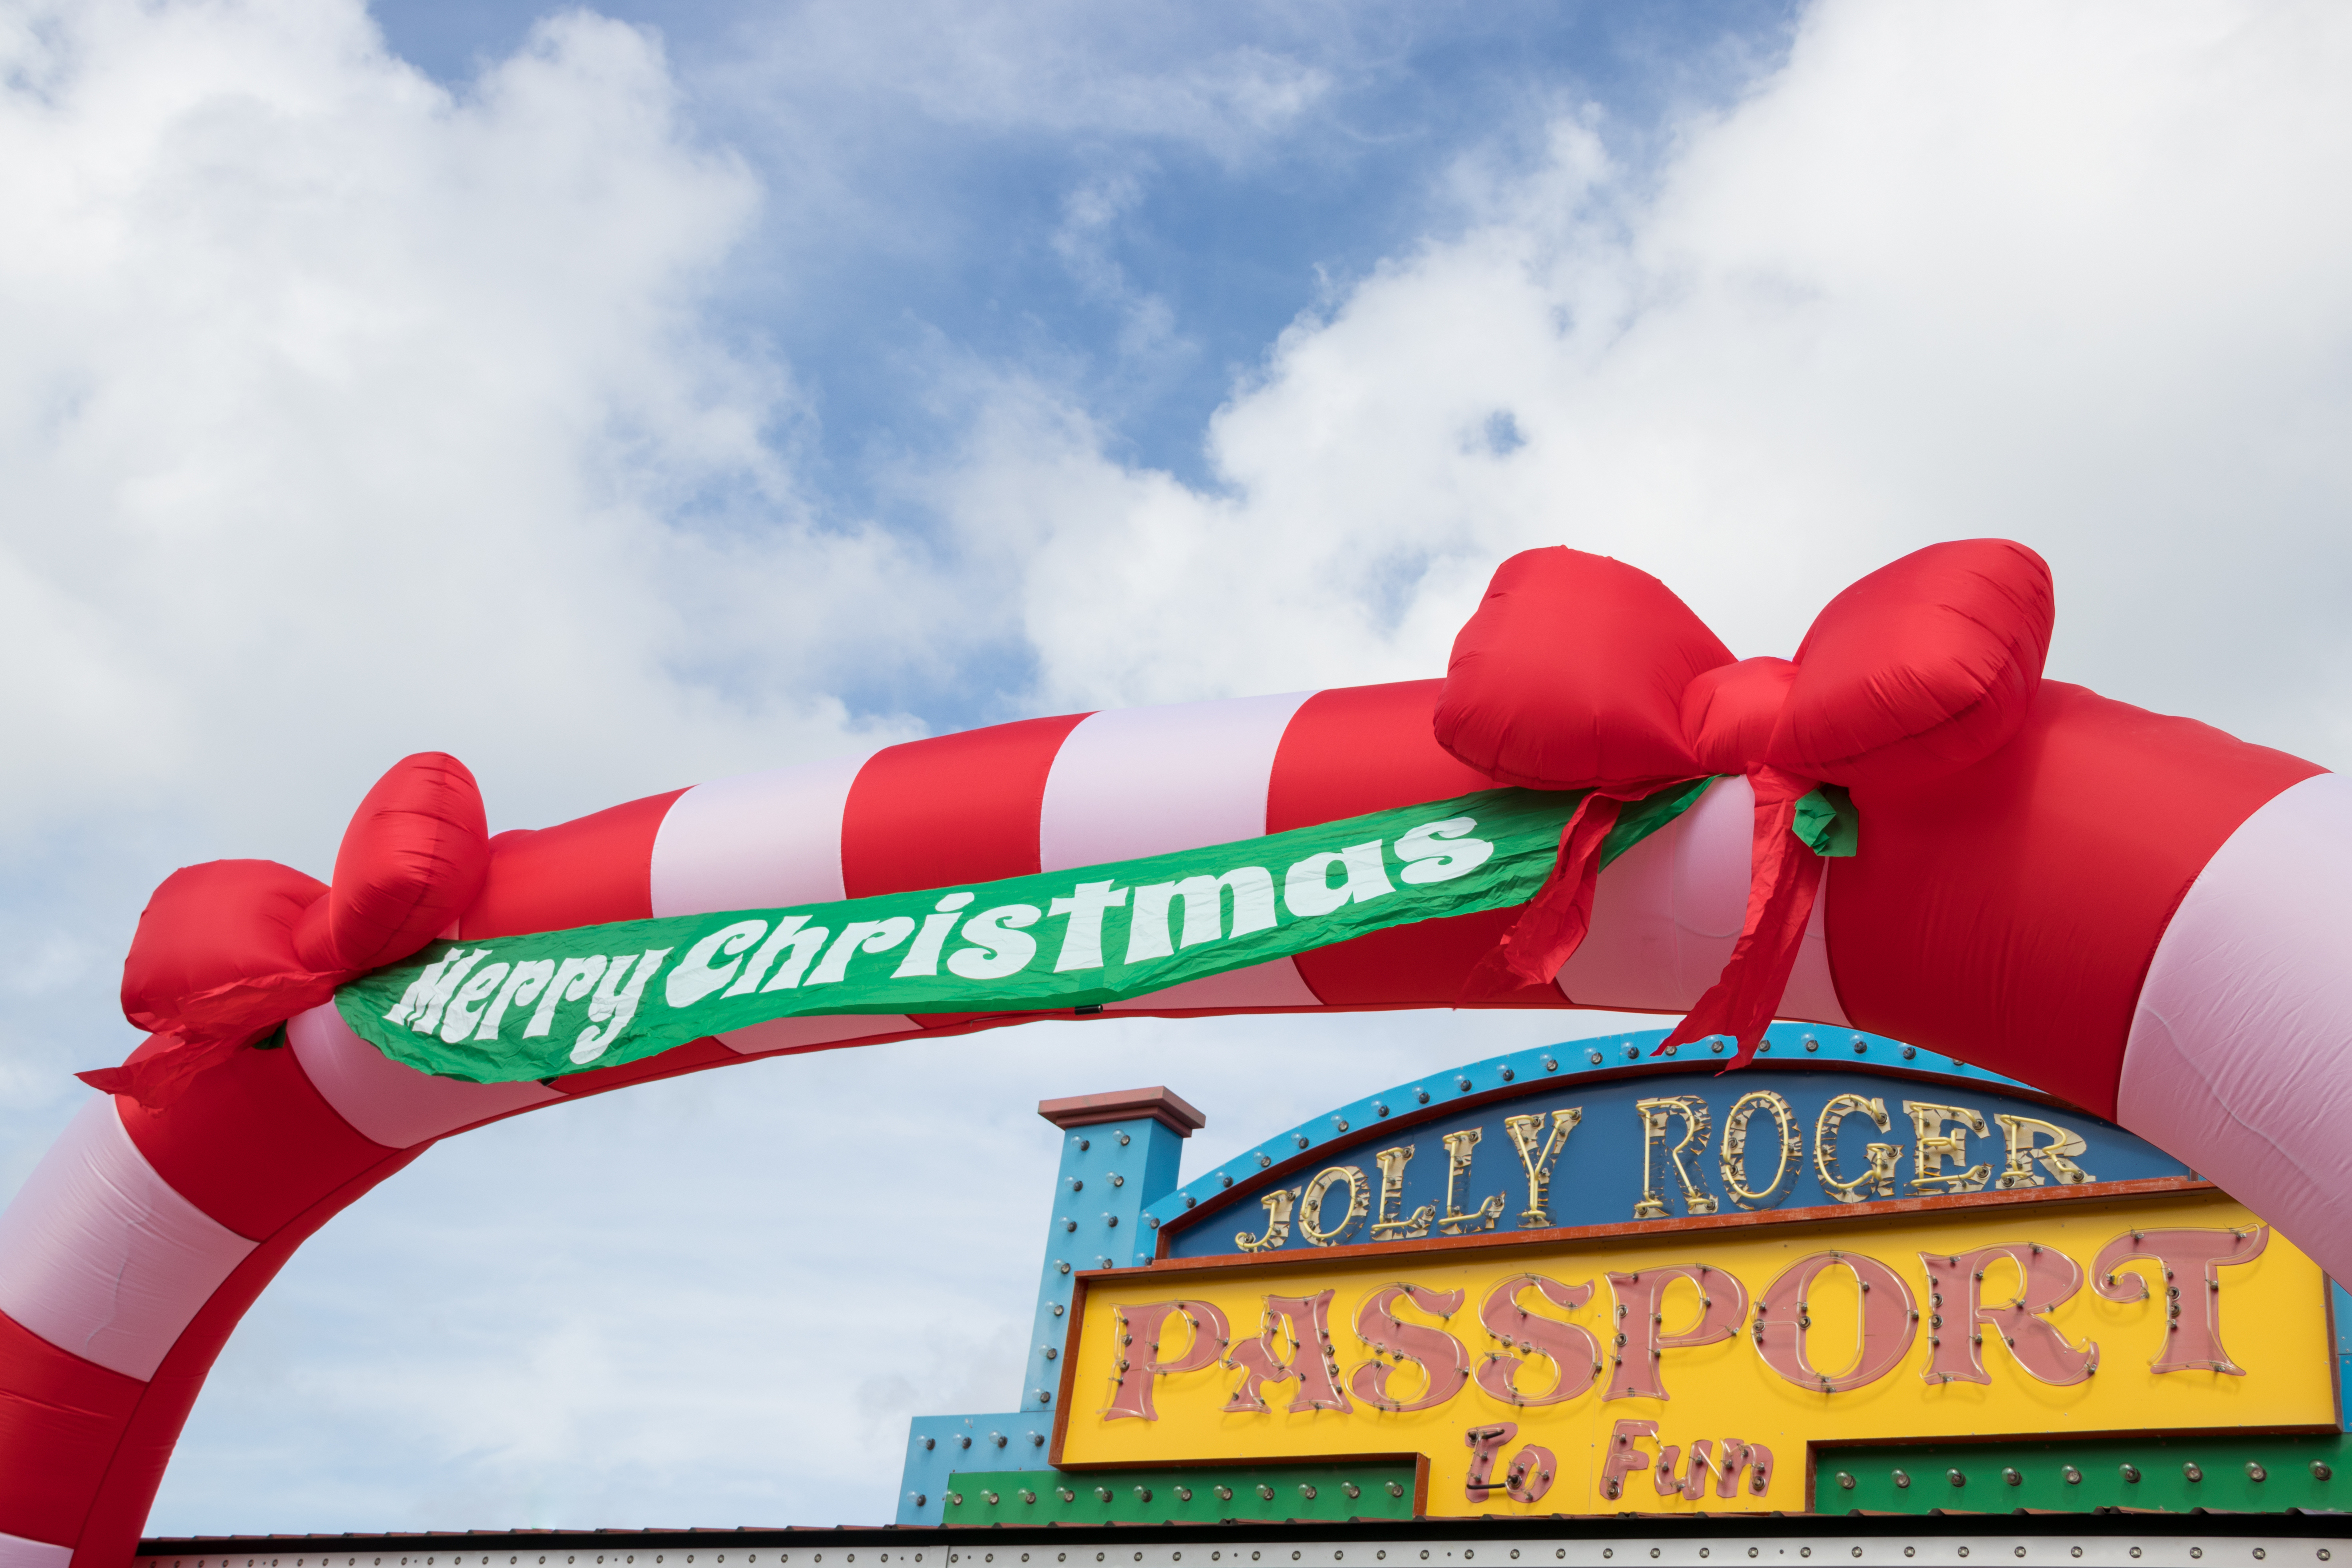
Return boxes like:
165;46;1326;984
1037;1084;1206;1138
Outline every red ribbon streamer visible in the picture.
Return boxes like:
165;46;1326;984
78;968;350;1108
1653;766;1823;1068
1459;766;1833;1068
1457;791;1628;1003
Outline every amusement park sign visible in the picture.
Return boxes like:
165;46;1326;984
907;1045;2342;1522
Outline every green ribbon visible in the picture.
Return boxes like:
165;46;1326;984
1793;784;1859;858
335;781;1711;1085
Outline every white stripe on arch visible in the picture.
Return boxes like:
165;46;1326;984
1558;775;1848;1024
289;1003;561;1150
0;1096;255;1381
1042;692;1321;1008
0;1529;72;1568
648;750;927;1051
1038;693;1314;869
2119;770;2352;1284
649;749;878;919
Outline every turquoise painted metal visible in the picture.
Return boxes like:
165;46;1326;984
2335;1279;2352;1431
896;1096;1192;1524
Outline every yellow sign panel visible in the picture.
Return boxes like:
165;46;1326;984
1057;1195;2329;1515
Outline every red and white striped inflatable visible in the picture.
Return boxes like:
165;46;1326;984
3;543;2348;1563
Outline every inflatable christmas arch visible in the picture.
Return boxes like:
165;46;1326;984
3;540;2348;1565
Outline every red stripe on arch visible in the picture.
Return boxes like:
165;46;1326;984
1829;682;2322;1117
66;1149;424;1568
1266;680;1494;828
841;713;1091;899
0;1309;142;1550
549;1036;744;1098
116;1033;399;1242
461;788;688;939
1269;680;1564;1008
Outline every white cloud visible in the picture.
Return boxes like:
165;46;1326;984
709;2;1337;163
956;2;2352;766
0;0;933;866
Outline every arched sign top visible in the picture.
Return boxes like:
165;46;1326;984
1146;1025;2188;1265
1137;1025;2058;1256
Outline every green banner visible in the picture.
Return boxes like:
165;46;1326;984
335;781;1712;1085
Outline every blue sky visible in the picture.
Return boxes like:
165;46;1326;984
376;2;1792;481
2;0;2350;1540
370;0;1801;728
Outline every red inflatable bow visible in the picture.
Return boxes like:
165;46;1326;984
1437;539;2055;1066
80;754;491;1108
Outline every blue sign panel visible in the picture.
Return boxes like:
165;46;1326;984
1160;1059;2187;1261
